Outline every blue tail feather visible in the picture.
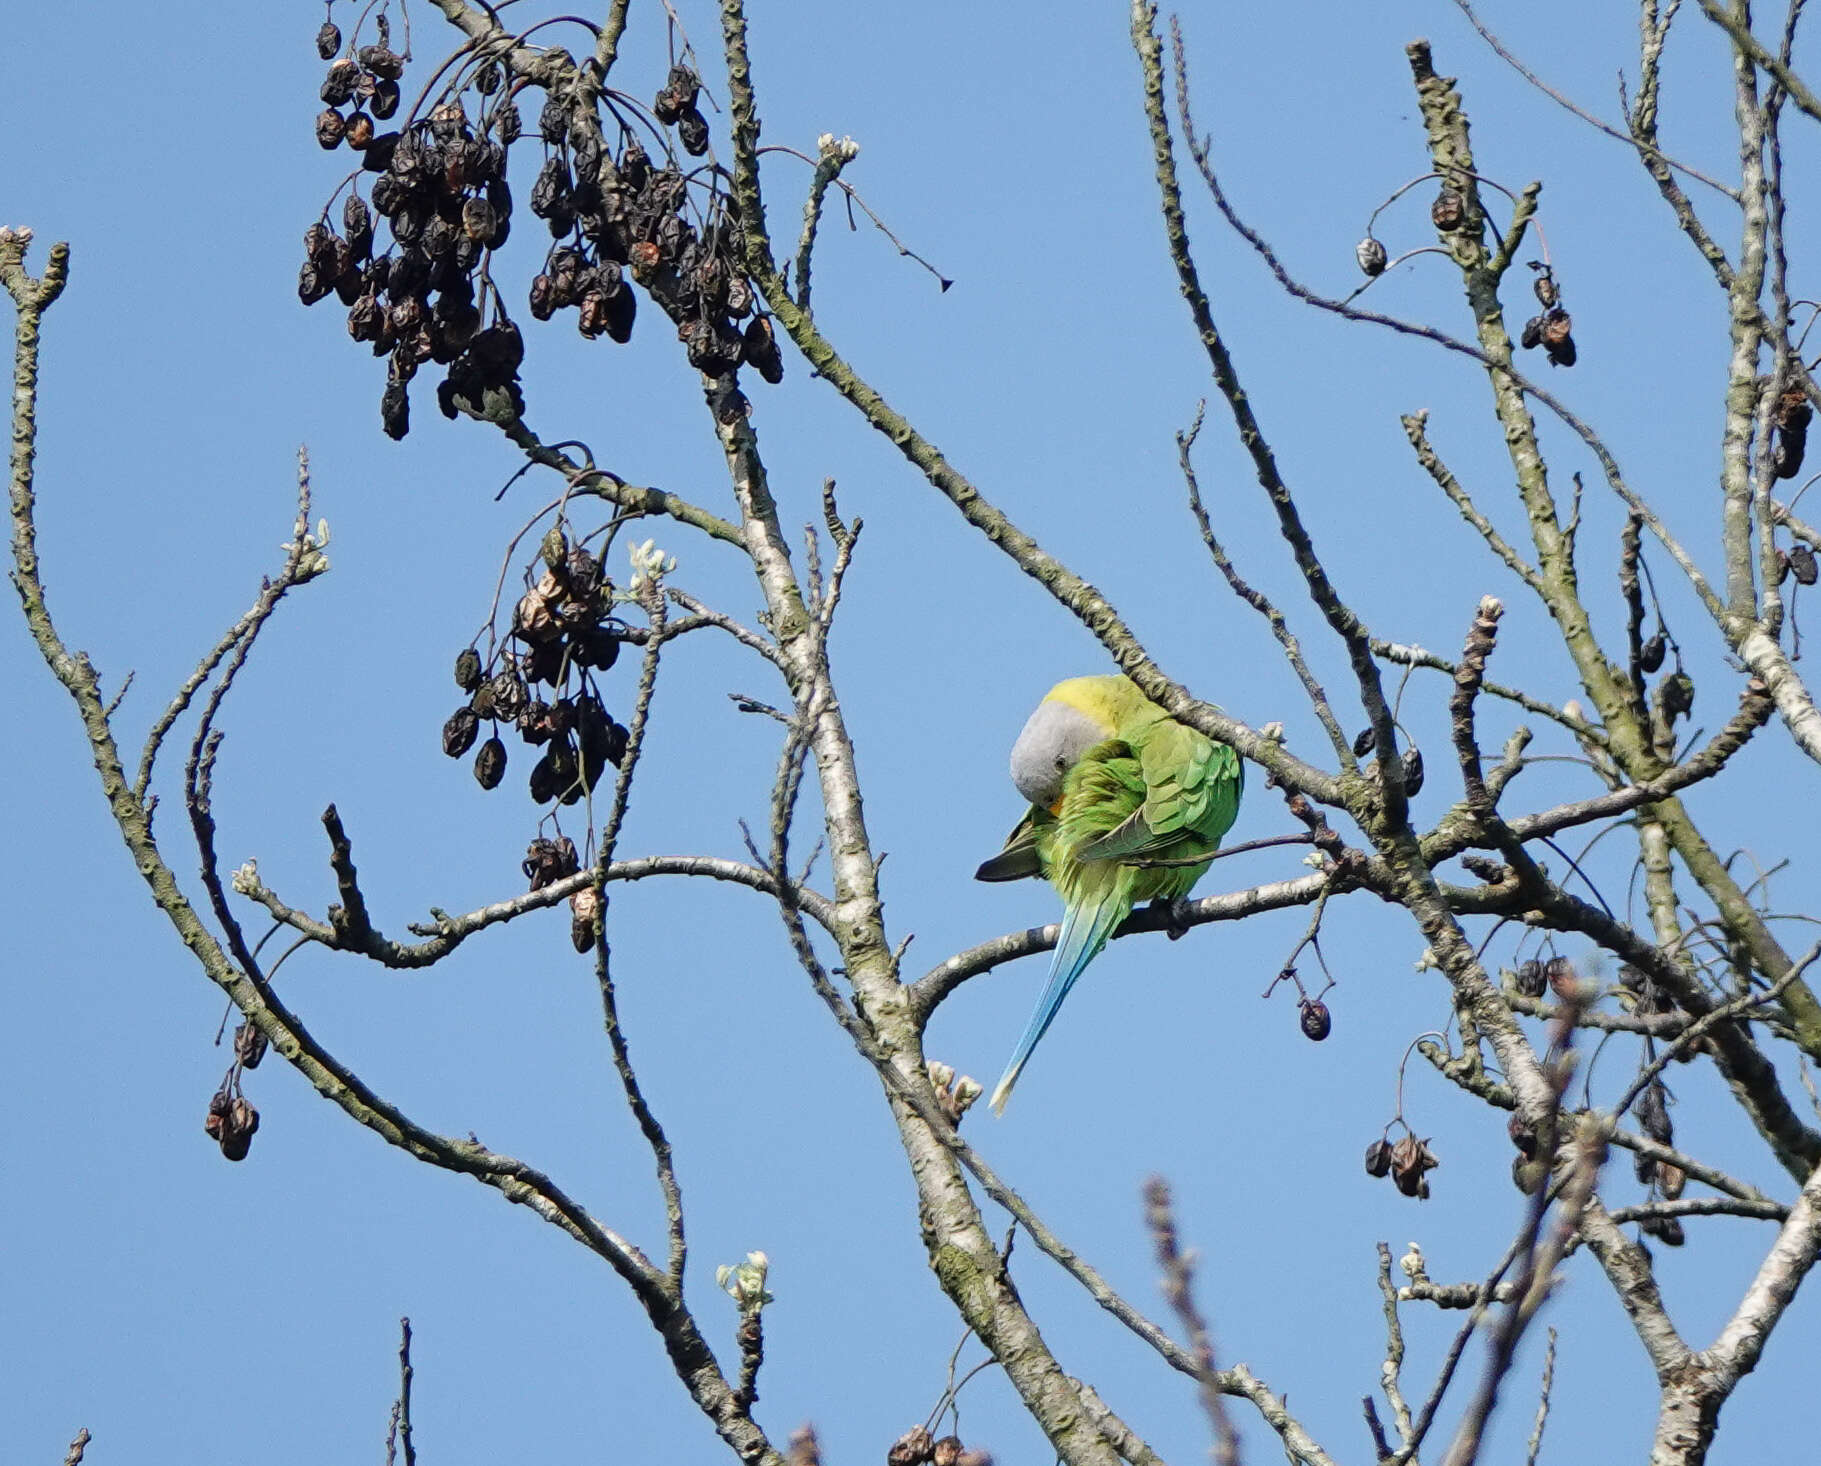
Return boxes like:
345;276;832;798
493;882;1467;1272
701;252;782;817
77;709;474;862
990;896;1128;1113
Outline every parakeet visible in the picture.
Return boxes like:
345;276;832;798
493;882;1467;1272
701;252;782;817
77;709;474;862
976;675;1243;1112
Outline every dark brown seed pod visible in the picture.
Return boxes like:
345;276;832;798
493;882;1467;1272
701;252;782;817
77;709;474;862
343;195;373;256
1660;671;1695;721
529;741;576;804
1641;1214;1686;1247
887;1427;935;1466
569;885;602;953
370;77;401;120
1659;1162;1687;1200
725;275;754;319
460;196;497;243
1351;726;1375;758
454;647;483;691
539;94;570;145
316;107;347;149
1541;309;1576;367
316;20;342;59
1390;1135;1439;1199
475;59;502;96
741;315;785;384
576;290;610;339
1638;1079;1673;1144
601;284;636;344
360;130;401;172
443;706;480;757
298;262;333;306
358;44;405;80
304;221;335;263
345;112;375;151
1639;631;1666;673
1779;548;1793;582
930;1439;962;1466
1400;746;1424;796
1531;264;1559;309
1355;236;1388;277
381;381;411;439
666;64;702;110
321;58;360;106
218;1095;260;1161
1298;998;1332;1041
346;292;383;342
233;1021;268;1070
1364;1138;1393;1178
1790;544;1818;585
653;85;684;126
1507;1113;1537;1157
1773;431;1808;480
473;735;507;790
1515;958;1546;997
528;273;557;320
629;239;661;279
677;105;710;157
1520;313;1544;350
1634;1150;1659;1186
486;669;528;722
494;99;522;146
1430;189;1465;232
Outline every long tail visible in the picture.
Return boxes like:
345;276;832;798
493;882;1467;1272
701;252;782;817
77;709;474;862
990;893;1129;1113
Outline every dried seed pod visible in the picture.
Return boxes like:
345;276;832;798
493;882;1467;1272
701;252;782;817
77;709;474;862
529;272;557;320
1520;313;1545;350
523;835;581;890
430;100;468;146
460;196;498;243
930;1439;962;1466
570;885;603;953
471;735;507;790
443;706;480;757
677;105;710;156
360;130;402;172
529;740;577;804
321;57;360;106
1531;264;1559;308
601;283;636;343
454;647;483;691
726;275;754;319
371;77;401;120
495;99;522;146
380;379;410;439
298;262;333;306
316;20;342;59
539;94;570;145
619;139;652;192
1659;1162;1687;1200
1390;1135;1439;1199
1430;189;1465;232
205;1089;233;1140
1773;431;1808;481
1639;631;1667;673
1634;1149;1659;1186
629;239;661;278
1400;746;1425;796
1541;309;1576;367
887;1426;935;1466
359;44;405;80
1659;670;1695;722
1638;1079;1674;1144
571;621;621;672
475;59;502;96
1507;1113;1537;1157
219;1095;260;1162
1348;726;1373;758
345;112;375;151
1642;1213;1686;1247
1790;544;1818;585
315;107;347;149
1298;998;1331;1041
1364;1138;1393;1178
1355;236;1388;277
741;316;785;384
233;1021;268;1070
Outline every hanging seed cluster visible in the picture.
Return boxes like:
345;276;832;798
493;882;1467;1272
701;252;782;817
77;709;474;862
301;13;784;441
1519;263;1576;367
1363;1132;1439;1198
201;1019;269;1161
1772;382;1811;480
886;1425;992;1466
442;530;630;807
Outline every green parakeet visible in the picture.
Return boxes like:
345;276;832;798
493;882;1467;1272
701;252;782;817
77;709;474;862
976;675;1243;1112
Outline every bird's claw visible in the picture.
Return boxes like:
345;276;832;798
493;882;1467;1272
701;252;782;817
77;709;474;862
1152;896;1194;941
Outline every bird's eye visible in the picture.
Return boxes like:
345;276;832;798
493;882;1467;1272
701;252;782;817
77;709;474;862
1054;755;1068;770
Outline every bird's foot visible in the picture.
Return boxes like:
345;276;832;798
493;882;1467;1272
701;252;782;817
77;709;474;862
1152;895;1195;941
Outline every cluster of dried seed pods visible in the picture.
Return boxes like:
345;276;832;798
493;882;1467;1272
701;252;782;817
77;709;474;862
1351;725;1425;796
886;1425;992;1466
1364;1132;1440;1199
1519;262;1576;367
442;529;630;807
303;23;786;442
1772;382;1811;480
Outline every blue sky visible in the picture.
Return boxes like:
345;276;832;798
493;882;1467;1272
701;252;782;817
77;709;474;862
7;2;1819;1463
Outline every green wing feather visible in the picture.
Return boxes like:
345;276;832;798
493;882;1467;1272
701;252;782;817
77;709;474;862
1074;724;1242;866
975;806;1055;883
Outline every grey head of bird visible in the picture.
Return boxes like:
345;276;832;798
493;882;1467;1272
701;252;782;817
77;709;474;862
1009;698;1111;808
